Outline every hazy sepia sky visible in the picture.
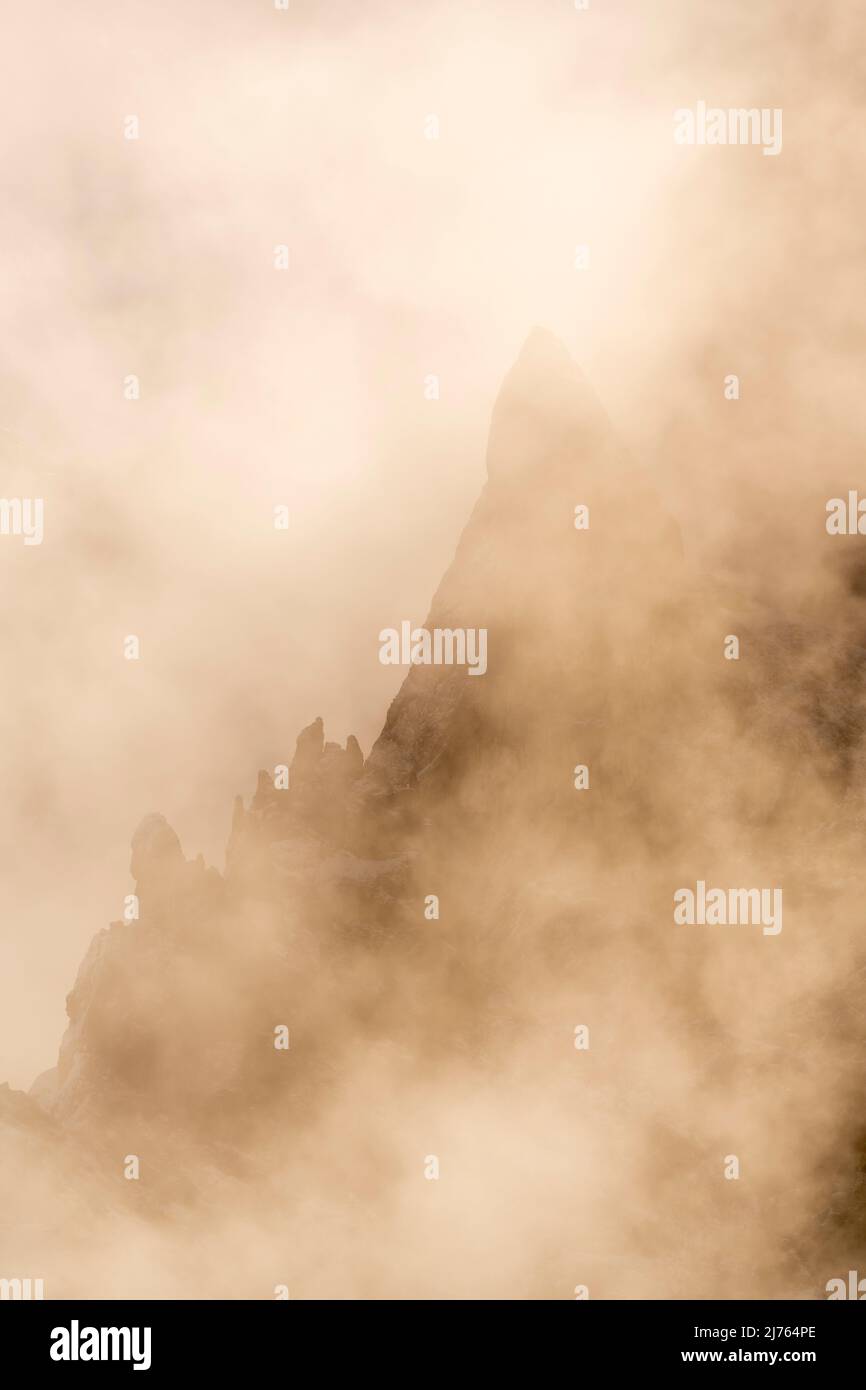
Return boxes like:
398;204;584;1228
1;0;864;1089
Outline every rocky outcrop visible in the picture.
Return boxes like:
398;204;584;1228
10;328;863;1300
26;328;685;1138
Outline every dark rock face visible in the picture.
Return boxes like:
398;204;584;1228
24;330;691;1181
6;329;866;1298
33;329;684;1137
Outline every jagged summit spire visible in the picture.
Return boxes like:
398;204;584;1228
515;326;574;372
485;327;616;487
130;813;183;882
